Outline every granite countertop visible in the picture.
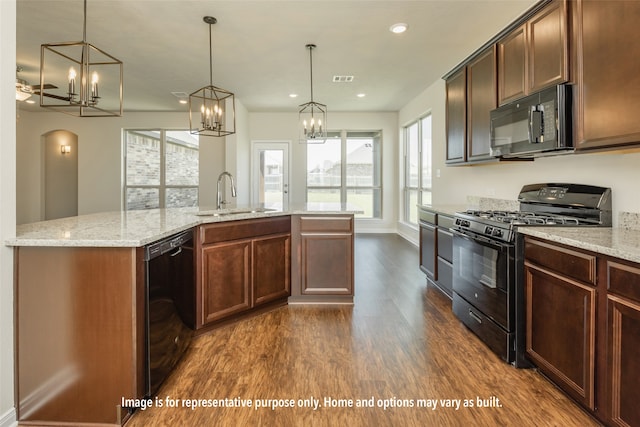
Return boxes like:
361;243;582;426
418;204;468;217
6;203;360;248
518;226;640;264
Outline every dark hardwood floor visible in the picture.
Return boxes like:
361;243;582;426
127;233;600;427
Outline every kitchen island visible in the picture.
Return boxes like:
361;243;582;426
8;204;358;426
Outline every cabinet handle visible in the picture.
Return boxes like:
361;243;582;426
468;309;482;324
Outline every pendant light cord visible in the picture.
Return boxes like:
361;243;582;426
82;0;87;42
209;23;213;86
308;45;314;102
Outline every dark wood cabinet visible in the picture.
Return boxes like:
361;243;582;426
528;0;568;93
253;233;291;306
498;24;527;105
419;209;437;281
574;0;640;150
524;260;596;409
290;215;354;303
418;207;453;299
466;46;497;161
524;236;640;426
498;0;568;105
196;216;291;327
200;239;252;324
445;68;466;164
606;260;640;427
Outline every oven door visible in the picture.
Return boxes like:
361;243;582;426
451;229;513;331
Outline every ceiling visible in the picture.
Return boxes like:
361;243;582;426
16;0;538;114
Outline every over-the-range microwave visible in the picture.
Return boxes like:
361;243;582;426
490;84;572;159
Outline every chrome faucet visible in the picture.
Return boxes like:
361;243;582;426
216;171;237;209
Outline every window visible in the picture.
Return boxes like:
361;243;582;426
123;129;199;210
404;115;432;225
307;130;381;218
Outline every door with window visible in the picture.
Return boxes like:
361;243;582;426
251;141;289;207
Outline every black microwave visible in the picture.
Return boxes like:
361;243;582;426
489;84;572;158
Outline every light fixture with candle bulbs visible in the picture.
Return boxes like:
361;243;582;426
189;16;236;138
299;44;327;144
39;0;123;117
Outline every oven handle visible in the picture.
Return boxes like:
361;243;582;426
450;228;511;251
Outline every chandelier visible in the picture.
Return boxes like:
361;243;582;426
299;44;327;144
39;0;123;117
189;16;236;137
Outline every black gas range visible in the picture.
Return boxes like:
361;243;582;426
450;183;611;366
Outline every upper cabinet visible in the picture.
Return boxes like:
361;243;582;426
498;0;568;105
573;0;640;150
445;69;466;164
467;47;497;162
445;46;497;165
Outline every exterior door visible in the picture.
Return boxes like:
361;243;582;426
251;141;289;207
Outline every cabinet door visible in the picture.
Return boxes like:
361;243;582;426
467;46;497;161
607;294;640;427
200;240;251;324
253;233;291;306
574;0;640;149
300;233;353;295
445;68;467;164
528;0;568;93
498;24;527;105
525;263;596;410
419;222;436;281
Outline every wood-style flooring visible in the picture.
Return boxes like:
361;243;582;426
126;233;600;427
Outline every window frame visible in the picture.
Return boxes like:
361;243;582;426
306;130;382;219
122;128;199;210
403;114;433;225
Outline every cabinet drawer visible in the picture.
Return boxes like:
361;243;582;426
200;216;290;245
299;216;353;233
437;228;453;263
418;209;436;225
438;214;455;230
607;259;640;303
524;237;596;285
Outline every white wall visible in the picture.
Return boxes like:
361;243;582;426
248;111;399;233
399;78;640;243
1;1;17;425
16;110;231;224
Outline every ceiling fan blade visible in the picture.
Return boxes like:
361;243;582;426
32;90;70;101
30;84;58;90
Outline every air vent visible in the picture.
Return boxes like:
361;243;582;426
332;75;354;83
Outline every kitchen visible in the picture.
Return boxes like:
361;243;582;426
3;0;640;426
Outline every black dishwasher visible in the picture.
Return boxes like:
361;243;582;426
145;229;195;397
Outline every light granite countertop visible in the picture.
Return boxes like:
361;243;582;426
518;227;640;264
6;203;360;248
418;204;468;217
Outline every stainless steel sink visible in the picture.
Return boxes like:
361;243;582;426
195;207;276;217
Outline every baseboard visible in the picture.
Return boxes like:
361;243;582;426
0;407;17;427
396;229;418;247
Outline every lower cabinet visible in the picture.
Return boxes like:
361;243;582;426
524;236;640;426
418;206;453;299
290;215;354;303
196;216;291;328
606;260;640;427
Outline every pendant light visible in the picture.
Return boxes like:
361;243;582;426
189;16;236;138
39;0;123;117
299;44;327;144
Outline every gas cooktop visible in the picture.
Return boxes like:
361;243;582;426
453;183;612;243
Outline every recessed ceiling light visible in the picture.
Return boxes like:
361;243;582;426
25;99;36;104
390;23;408;34
289;93;298;98
178;99;188;104
357;93;366;98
